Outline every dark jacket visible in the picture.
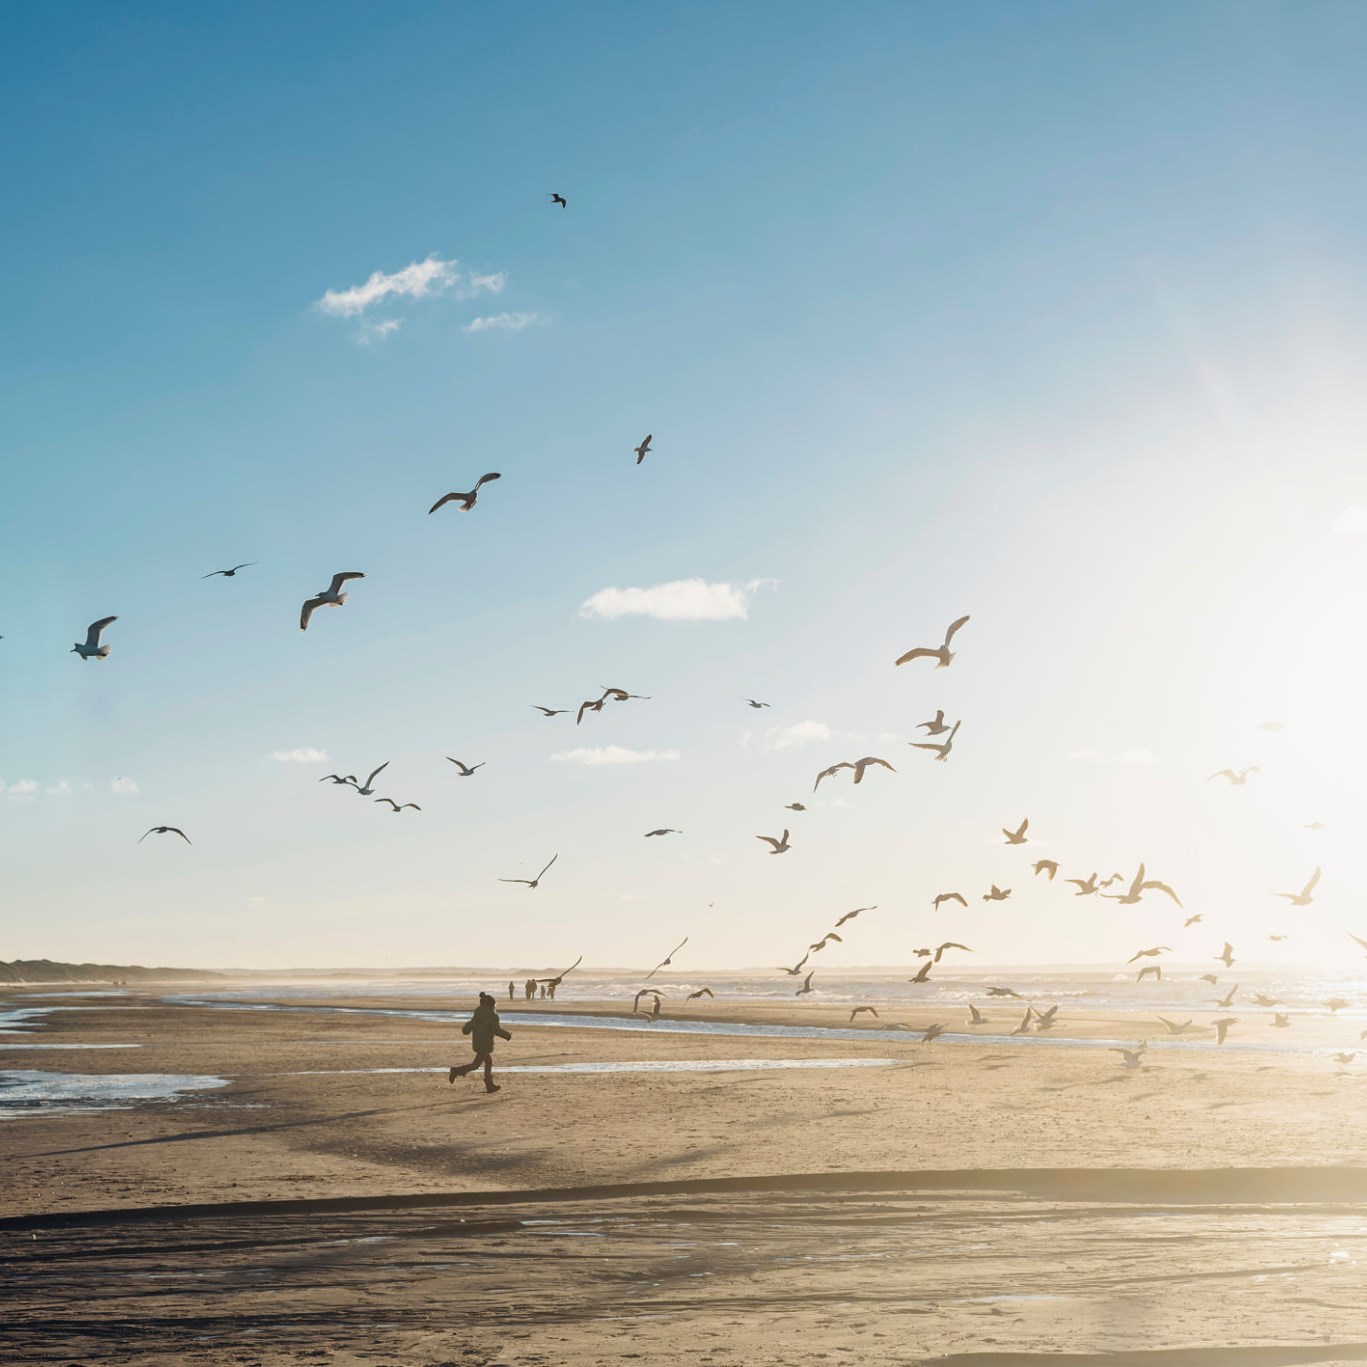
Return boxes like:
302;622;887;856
462;1005;512;1054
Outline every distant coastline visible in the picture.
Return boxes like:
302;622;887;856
0;958;224;985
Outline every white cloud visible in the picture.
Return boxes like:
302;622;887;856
463;311;545;333
356;318;403;345
3;779;38;800
270;748;330;764
315;255;503;318
550;746;681;766
45;781;72;796
1332;505;1367;536
1069;748;1159;766
763;720;832;750
111;777;140;795
580;578;774;622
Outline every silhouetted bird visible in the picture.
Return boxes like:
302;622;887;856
909;719;962;762
756;829;792;854
429;472;501;514
687;987;714;1001
916;710;951;735
813;756;896;790
1103;863;1182;907
1033;860;1058;880
895;614;970;669
850;1006;879;1021
375;798;420;812
634;434;653;464
1002;818;1029;845
447;758;485;776
744;698;770;709
834;905;876;927
1209;766;1260;785
1216;943;1235;967
1276;866;1321;906
300;572;364;631
982;885;1011;902
202;563;256;578
785;802;806;811
354;762;389;796
644;937;688;980
933;892;967;909
795;971;815;996
1214;1016;1238;1044
550;193;567;207
140;826;190;844
533;706;571;717
499;854;559;888
644;828;680;837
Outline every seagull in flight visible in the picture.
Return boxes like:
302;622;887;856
1251;992;1282;1007
1127;946;1171;964
932;941;972;963
533;706;571;717
778;954;810;976
916;710;952;735
687;987;715;1001
1215;943;1235;968
446;758;485;777
319;773;357;786
1136;965;1162;983
1347;932;1367;957
986;986;1023;998
1010;1008;1035;1036
909;719;961;762
300;572;364;631
140;826;191;844
1215;983;1239;1008
967;1003;987;1025
1332;1051;1358;1065
1067;873;1100;896
744;698;770;709
550;192;567;207
633;434;653;464
756;829;792;854
375;798;420;812
850;1006;879;1022
982;885;1011;902
1033;1005;1060;1031
1272;1012;1291;1029
920;1023;947;1044
908;959;934;984
785;802;806;812
795;970;815;996
1275;867;1321;906
894;614;970;669
1183;913;1203;927
644;828;680;837
72;616;118;661
354;763;389;797
499;854;559;888
1209;766;1260;785
834;905;876;927
429;472;501;515
932;892;967;910
1033;860;1058;880
813;756;896;791
1157;1017;1197;1035
808;932;843;953
202;563;256;578
644;937;688;980
1112;1044;1146;1069
1103;863;1182;907
1002;818;1029;845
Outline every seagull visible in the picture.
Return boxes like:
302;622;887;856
1325;998;1351;1014
1266;934;1290;942
1183;913;1203;927
982;885;1011;902
644;828;681;837
644;937;688;980
1213;1016;1238;1044
967;1004;987;1025
1127;946;1171;963
1010;1008;1034;1036
1002;818;1029;845
1275;867;1321;906
1209;767;1260;785
795;970;815;996
1098;873;1125;889
72;616;118;661
1348;932;1367;957
1271;1013;1291;1029
1033;860;1059;880
813;756;896;790
778;954;810;976
1332;1051;1358;1065
1136;965;1162;983
1157;1017;1196;1035
300;572;364;631
599;686;651;703
319;773;357;786
429;472;502;515
909;719;961;762
354;762;389;797
634;991;663;1021
686;987;714;1001
986;986;1023;998
744;699;770;709
920;1023;947;1044
916;710;952;735
849;1006;879;1022
375;798;420;812
785;802;806;812
933;941;972;963
550;192;567;207
499;853;559;888
533;706;571;717
1215;983;1239;1008
139;826;191;844
808;933;843;953
932;892;968;910
633;434;653;464
446;758;486;776
894;614;970;669
1033;1005;1060;1031
1216;943;1235;968
1103;863;1182;908
632;988;661;1014
201;563;256;578
1199;974;1219;985
1067;873;1101;897
1250;993;1282;1007
908;959;934;984
834;905;876;927
756;829;792;854
575;697;606;725
537;955;583;993
1112;1045;1147;1069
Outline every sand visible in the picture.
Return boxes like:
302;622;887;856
3;986;1367;1365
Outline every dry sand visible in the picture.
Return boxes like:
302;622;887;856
3;987;1367;1365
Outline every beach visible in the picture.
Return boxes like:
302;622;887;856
4;979;1367;1365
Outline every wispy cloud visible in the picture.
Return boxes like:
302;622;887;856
464;310;545;334
763;720;832;750
270;748;330;764
1332;505;1367;537
111;777;140;795
356;318;403;345
550;746;681;766
315;255;504;318
1069;748;1159;766
2;778;38;800
580;578;775;622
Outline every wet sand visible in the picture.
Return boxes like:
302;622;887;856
3;987;1367;1364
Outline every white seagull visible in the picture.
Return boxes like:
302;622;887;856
72;616;118;661
428;473;501;514
300;572;364;631
894;614;970;669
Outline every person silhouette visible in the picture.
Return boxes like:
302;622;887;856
448;992;511;1094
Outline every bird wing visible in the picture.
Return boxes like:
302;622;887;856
475;472;502;490
327;572;365;593
365;762;389;789
1305;866;1322;896
400;804;421;811
908;740;945;753
756;835;780;850
948;893;967;907
499;878;532;884
85;616;118;647
894;646;938;667
230;563;256;573
1140;879;1182;907
168;828;191;844
537;853;560;881
300;597;325;631
428;492;461;514
201;569;227;578
942;614;970;647
813;763;851;791
375;798;398;809
1208;770;1236;782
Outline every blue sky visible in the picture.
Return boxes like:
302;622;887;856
2;2;1365;970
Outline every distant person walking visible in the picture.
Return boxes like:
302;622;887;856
508;981;515;1001
449;992;511;1094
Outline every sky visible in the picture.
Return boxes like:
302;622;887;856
1;1;1366;972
